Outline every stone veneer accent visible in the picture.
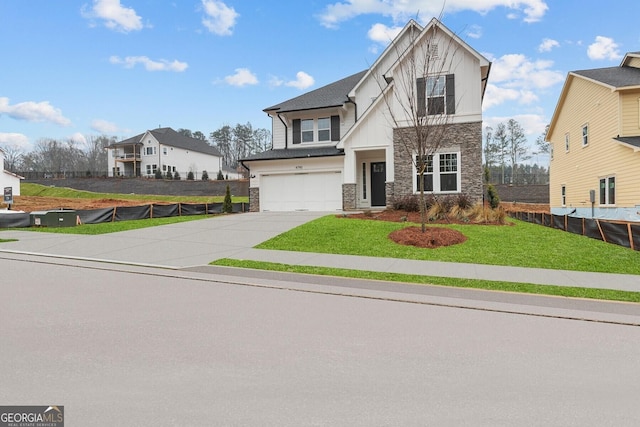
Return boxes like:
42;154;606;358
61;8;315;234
392;121;483;205
249;187;260;212
342;183;356;210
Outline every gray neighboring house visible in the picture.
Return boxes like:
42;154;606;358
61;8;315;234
241;18;490;212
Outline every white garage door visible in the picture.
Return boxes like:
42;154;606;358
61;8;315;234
261;171;342;211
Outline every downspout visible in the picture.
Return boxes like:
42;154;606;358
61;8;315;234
277;113;288;149
345;98;358;122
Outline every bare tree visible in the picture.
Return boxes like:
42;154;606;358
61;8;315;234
82;135;112;176
505;118;530;184
379;18;460;232
0;144;24;172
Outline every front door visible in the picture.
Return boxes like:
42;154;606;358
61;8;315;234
371;162;386;207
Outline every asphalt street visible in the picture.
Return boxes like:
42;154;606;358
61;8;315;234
2;252;640;426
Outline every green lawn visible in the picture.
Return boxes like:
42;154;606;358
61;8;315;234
253;215;640;275
211;215;640;303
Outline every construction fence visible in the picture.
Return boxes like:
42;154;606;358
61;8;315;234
0;202;248;229
509;211;640;251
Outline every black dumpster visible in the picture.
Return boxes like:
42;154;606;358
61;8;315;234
30;210;78;227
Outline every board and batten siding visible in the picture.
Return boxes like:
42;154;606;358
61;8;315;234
620;89;640;136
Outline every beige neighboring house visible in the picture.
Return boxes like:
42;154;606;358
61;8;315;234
546;52;640;221
1;147;23;205
241;18;490;212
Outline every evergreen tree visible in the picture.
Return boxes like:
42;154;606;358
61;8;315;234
223;184;233;213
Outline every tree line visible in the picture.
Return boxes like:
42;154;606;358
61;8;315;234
1;123;271;178
483;119;550;185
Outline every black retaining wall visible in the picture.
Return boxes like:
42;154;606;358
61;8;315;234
492;184;549;204
26;177;249;197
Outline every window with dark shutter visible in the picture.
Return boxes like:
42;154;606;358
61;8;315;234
416;77;426;117
445;74;455;115
292;119;301;144
331;115;340;141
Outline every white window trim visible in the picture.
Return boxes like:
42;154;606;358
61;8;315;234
582;123;589;146
299;117;333;144
599;175;616;206
412;150;461;194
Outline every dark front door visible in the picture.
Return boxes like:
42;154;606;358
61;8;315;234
371;162;386;207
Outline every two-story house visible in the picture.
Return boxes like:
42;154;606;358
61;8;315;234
546;52;640;221
107;127;226;179
241;18;490;212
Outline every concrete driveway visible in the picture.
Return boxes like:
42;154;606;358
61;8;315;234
0;211;327;268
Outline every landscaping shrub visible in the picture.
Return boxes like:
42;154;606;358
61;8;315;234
166;170;173;180
392;194;419;212
217;170;225;180
155;169;163;179
201;170;209;181
487;184;500;209
187;171;194;180
223;184;233;213
454;193;473;210
174;171;180;180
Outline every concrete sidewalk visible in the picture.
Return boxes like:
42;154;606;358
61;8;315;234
1;211;639;292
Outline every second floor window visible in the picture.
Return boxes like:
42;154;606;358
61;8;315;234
582;124;589;146
293;116;340;144
145;146;156;155
301;119;314;142
417;74;455;116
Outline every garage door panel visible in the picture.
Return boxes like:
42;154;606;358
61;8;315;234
261;172;342;212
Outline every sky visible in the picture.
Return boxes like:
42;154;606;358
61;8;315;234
1;0;639;164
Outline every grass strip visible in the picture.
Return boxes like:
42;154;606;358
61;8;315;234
212;258;640;303
5;215;211;235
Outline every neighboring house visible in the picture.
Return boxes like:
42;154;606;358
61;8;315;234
546;52;640;221
241;18;490;212
107;127;227;180
1;147;23;203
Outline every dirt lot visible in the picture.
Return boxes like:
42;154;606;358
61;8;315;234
6;196;172;213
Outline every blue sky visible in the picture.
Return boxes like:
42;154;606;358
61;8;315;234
1;0;639;163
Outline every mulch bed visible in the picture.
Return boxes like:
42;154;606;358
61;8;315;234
388;226;467;248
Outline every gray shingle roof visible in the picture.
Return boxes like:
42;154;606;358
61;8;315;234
109;127;221;157
264;70;367;113
241;147;344;162
614;136;640;148
573;66;640;89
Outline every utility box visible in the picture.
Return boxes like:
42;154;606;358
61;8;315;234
30;210;77;227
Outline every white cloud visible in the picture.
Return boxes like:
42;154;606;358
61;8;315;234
91;119;120;134
81;0;144;32
587;36;622;61
0;133;30;149
224;68;259;87
268;75;285;88
318;0;548;28
482;53;564;110
201;0;239;36
484;113;549;138
0;97;71;126
69;132;88;144
109;55;188;72
538;38;559;52
367;23;403;45
285;72;315;90
466;25;483;39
